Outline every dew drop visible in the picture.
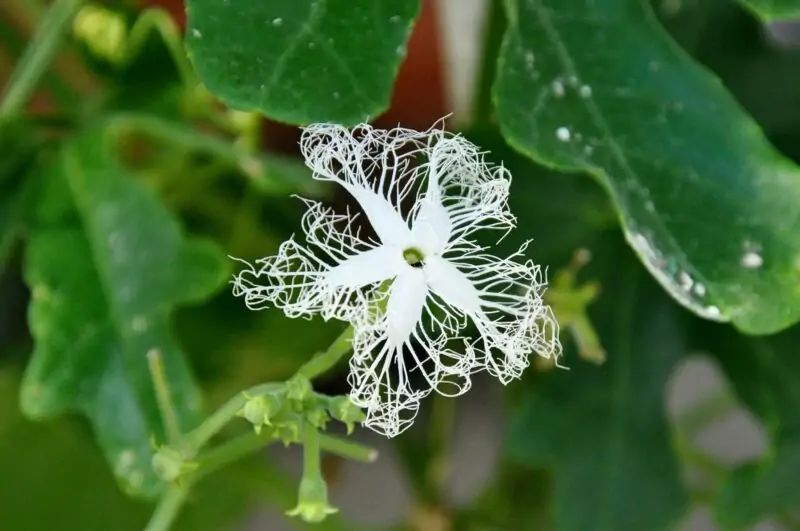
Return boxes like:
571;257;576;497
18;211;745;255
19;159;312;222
556;127;571;142
524;51;535;68
389;15;400;23
626;230;725;322
551;80;565;98
192;28;202;38
678;271;693;291
693;283;706;297
272;17;283;26
333;91;340;100
741;250;763;269
567;75;579;87
579;85;592;98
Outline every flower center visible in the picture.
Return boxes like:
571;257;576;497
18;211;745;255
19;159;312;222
402;247;425;268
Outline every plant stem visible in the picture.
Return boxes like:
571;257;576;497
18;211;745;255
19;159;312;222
143;486;189;531
319;433;378;463
303;421;322;478
147;349;182;445
191;428;277;482
297;326;354;380
179;383;281;456
0;0;84;118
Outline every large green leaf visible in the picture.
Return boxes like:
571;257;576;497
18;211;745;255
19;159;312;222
737;0;800;21
185;0;420;125
21;126;228;498
507;234;690;531
694;323;800;529
494;0;800;335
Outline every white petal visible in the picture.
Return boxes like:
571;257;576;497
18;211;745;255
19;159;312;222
423;256;482;315
326;245;405;288
410;197;452;256
343;183;412;248
386;268;427;346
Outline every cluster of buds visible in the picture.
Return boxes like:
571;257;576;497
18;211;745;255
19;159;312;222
235;376;365;442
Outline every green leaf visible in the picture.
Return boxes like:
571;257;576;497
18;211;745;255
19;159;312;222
695;323;800;529
494;0;800;335
185;0;420;125
21;125;229;498
737;0;800;21
507;234;690;531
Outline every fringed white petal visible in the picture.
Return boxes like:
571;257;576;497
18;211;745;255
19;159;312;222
437;240;562;383
230;199;401;322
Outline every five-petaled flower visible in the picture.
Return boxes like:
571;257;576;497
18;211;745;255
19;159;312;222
231;122;562;437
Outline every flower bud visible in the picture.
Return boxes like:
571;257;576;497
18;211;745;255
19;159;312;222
151;447;196;483
306;407;329;430
237;394;280;434
286;475;339;523
328;396;366;434
285;375;313;403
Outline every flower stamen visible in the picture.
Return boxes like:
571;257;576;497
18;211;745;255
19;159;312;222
402;247;425;268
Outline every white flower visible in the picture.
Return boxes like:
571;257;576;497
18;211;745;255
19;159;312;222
231;122;562;437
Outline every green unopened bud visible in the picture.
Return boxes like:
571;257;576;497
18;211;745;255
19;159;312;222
275;421;301;446
236;394;280;434
152;447;197;483
72;5;127;64
306;407;329;430
286;475;339;523
329;396;366;434
285;375;313;403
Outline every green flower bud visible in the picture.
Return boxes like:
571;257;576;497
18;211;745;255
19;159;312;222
306;407;329;430
285;375;313;403
328;396;366;434
286;475;339;523
151;447;196;483
275;421;301;446
236;393;280;434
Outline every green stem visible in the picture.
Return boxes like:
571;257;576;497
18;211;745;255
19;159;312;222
303;421;322;479
187;425;376;485
297;326;354;380
179;383;281;456
319;433;378;463
144;486;189;531
125;9;199;88
147;349;182;445
190;428;277;482
0;0;84;118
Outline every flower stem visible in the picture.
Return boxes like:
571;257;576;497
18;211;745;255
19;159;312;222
147;349;182;445
319;433;378;463
143;486;189;531
297;326;354;380
0;0;83;118
179;383;281;456
303;422;322;478
190;428;277;482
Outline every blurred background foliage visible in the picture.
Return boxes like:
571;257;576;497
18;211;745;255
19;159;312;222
2;0;800;530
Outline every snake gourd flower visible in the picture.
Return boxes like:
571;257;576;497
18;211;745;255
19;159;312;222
232;122;562;437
